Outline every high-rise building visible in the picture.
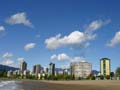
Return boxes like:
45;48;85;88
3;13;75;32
48;63;55;76
32;64;41;75
33;65;36;74
44;67;49;75
36;64;41;74
70;61;92;79
20;61;27;74
100;58;111;76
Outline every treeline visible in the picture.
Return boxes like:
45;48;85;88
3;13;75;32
26;74;75;80
0;70;7;78
1;67;120;80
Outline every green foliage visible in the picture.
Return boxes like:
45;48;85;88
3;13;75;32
91;76;96;80
48;75;55;80
100;75;104;80
63;74;71;80
106;75;110;80
71;74;75;80
78;77;82;80
44;74;48;80
26;75;38;80
0;70;7;78
110;72;114;80
87;73;96;80
47;74;72;80
110;72;114;77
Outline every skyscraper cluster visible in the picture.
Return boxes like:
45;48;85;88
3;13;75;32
7;57;112;80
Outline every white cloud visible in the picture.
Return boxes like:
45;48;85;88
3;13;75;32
2;52;13;58
45;31;94;50
70;57;86;62
0;26;5;31
51;53;87;62
17;58;25;63
5;12;33;27
107;31;120;47
1;53;24;67
51;54;57;60
51;53;70;61
85;19;111;33
1;59;14;66
45;19;110;50
24;43;36;51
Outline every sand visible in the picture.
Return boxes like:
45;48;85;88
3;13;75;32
21;80;120;90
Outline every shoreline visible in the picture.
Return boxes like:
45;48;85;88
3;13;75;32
1;80;120;90
20;80;120;90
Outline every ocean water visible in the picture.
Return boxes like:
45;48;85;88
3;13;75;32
0;80;23;90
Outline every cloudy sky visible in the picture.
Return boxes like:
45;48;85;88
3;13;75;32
0;0;120;71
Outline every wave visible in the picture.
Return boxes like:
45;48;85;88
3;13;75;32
0;80;23;90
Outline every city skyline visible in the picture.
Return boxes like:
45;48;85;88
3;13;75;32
0;0;120;72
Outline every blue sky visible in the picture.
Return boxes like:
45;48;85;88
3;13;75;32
0;0;120;72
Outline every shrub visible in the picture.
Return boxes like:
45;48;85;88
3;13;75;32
106;75;110;80
100;75;104;80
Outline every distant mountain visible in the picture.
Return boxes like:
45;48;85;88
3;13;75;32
55;68;70;73
92;70;99;75
0;64;19;72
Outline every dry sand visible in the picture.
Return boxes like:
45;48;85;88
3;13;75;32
21;80;120;90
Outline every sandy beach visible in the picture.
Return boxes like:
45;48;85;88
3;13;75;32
21;80;120;90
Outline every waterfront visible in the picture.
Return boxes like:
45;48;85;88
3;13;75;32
0;80;23;90
21;80;120;90
1;80;120;90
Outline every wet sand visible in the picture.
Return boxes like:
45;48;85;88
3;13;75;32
21;80;120;90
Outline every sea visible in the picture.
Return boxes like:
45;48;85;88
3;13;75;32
0;80;23;90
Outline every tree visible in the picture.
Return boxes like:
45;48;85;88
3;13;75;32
100;75;104;80
0;70;7;78
110;72;114;80
78;77;82;80
71;74;75;80
106;75;110;80
44;74;48;80
88;73;96;80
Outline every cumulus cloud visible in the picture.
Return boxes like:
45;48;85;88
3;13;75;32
70;57;86;62
1;52;15;66
85;19;111;33
106;31;120;47
24;43;36;51
2;52;13;58
45;19;110;50
51;53;70;61
1;52;25;67
17;58;25;63
5;12;33;28
45;31;94;50
1;59;14;66
0;26;5;31
51;53;87;62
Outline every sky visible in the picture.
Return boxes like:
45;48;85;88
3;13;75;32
0;0;120;72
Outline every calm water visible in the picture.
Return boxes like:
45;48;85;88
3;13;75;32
0;80;23;90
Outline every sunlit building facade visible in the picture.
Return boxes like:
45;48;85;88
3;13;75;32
100;58;111;76
70;61;92;79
